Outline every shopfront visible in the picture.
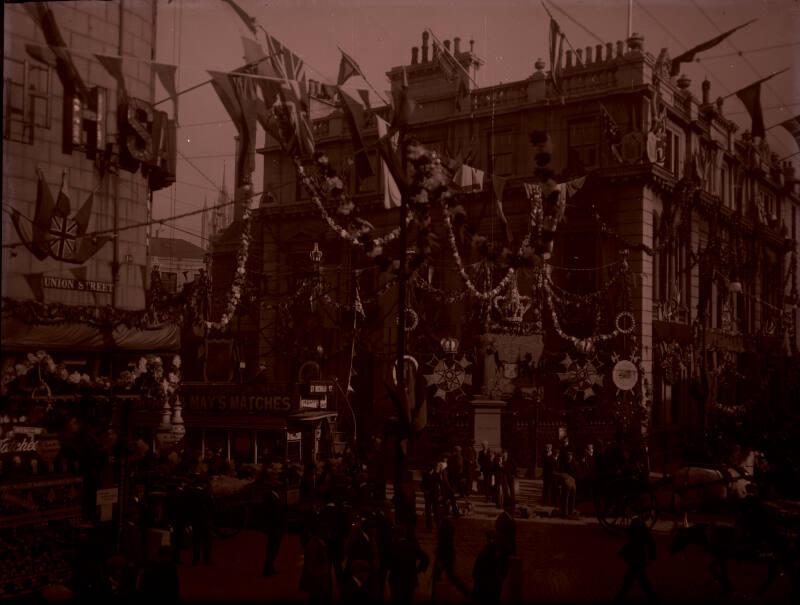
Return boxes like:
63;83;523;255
132;382;337;466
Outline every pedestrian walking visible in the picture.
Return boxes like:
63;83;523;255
386;524;429;605
542;443;557;506
437;458;460;518
494;506;517;558
615;516;658;604
299;520;334;605
448;446;466;498
478;442;493;502
187;480;213;566
557;450;579;519
464;441;478;495
421;463;439;530
492;453;505;509
501;450;517;510
261;486;286;577
472;532;509;605
430;517;471;601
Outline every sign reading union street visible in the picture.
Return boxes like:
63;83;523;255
42;276;113;294
179;383;296;414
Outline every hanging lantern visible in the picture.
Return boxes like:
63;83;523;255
440;337;459;354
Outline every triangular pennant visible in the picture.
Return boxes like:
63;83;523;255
220;0;257;35
23;273;45;302
778;115;800;150
670;19;756;77
337;48;363;86
339;88;375;181
25;43;57;67
153;62;179;121
72;236;112;265
390;66;416;130
95;54;127;98
376;117;402;209
736;82;765;139
10;209;48;261
73;192;94;236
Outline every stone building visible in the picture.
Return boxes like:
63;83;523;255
215;32;798;467
2;1;177;358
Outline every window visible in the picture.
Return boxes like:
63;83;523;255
3;56;51;144
664;130;681;175
486;131;513;176
567;118;598;171
720;165;729;207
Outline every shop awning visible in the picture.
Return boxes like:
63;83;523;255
1;318;180;352
289;411;338;422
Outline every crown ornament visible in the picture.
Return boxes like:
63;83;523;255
492;273;532;325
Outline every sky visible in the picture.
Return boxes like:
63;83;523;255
152;0;800;247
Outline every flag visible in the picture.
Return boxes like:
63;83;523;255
208;70;258;178
153;62;179;120
264;33;305;82
339;88;375;182
337;48;363;86
599;102;620;141
11;170;56;260
375;116;407;198
95;54;127;98
73;235;112;265
492;176;513;242
391;66;416;130
432;39;460;83
220;0;257;35
25;43;56;67
736;81;766;139
279;79;315;157
778;115;800;150
376;116;402;208
24;3;89;100
549;16;566;91
23;274;44;302
670;19;756;76
454;164;484;191
73;192;94;237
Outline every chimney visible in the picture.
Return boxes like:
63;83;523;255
575;48;583;65
585;46;593;64
596;44;603;62
616;40;624;57
444;40;451;53
566;49;573;68
454;36;461;54
412;47;419;65
470;39;475;53
702;78;711;105
606;42;613;61
422;31;430;63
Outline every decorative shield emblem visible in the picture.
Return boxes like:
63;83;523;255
620;131;646;164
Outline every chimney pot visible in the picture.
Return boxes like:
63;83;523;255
470;39;475;53
702;78;711;105
596;44;604;62
422;31;430;63
575;48;584;65
566;49;573;68
454;36;461;54
585;46;593;64
616;41;624;57
606;42;614;61
534;58;546;72
444;40;451;52
412;47;419;64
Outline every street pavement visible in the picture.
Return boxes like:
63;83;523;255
175;480;793;603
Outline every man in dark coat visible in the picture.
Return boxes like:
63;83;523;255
438;459;460;518
262;486;286;577
542;443;557;506
477;442;493;503
430;517;470;601
187;481;213;566
448;446;466;498
501;450;516;510
615;516;658;603
557;449;579;519
421;463;439;530
386;524;429;605
492;453;506;509
472;532;509;605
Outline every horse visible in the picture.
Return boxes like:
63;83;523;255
672;463;752;527
669;517;797;597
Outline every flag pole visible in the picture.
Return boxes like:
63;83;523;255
780;150;800;161
540;1;586;68
426;28;479;88
627;0;633;39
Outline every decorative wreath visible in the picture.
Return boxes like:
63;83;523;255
614;312;636;335
395;308;419;332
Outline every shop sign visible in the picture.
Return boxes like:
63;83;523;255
299;397;327;410
0;429;60;459
42;276;113;293
96;487;119;522
287;432;302;442
307;380;334;398
612;360;639;391
180;383;296;414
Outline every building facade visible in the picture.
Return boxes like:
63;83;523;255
211;32;798;467
3;1;176;358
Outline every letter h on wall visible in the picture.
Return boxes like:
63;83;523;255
65;86;107;158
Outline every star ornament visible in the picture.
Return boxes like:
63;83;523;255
558;354;604;400
424;354;473;400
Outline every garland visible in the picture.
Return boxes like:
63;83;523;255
296;157;410;255
202;193;254;331
411;273;467;304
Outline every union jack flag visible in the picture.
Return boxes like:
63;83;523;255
48;214;78;260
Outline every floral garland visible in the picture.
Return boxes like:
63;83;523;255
544;264;625;307
296;157;411;256
203;191;255;332
411;272;467;304
2;350;181;402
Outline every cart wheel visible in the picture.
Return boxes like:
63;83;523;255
213;503;249;538
596;479;658;534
